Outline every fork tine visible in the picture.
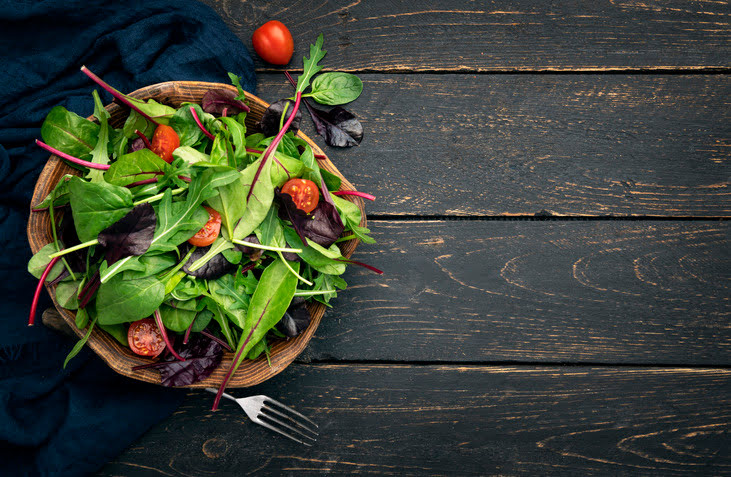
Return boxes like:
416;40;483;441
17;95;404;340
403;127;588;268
261;405;319;436
264;397;319;428
258;412;317;442
255;418;313;446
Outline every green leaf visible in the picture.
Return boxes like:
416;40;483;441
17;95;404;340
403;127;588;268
296;33;326;94
331;194;375;243
172;146;210;165
283;227;347;275
171;276;208;301
228;72;246;100
96;275;165;325
75;307;89;329
56;280;82;310
68;177;133;242
33;175;73;210
124;97;176;124
86;90;111;182
122;109;156;139
234;259;298;364
207;274;250;329
28;243;65;280
40;106;99;159
63;317;97;368
309;72;363;105
311;273;347;306
99;323;128;346
105;149;172;187
159;302;197;332
187;237;235;272
234;157;275;239
207;174;247;239
170;103;205;147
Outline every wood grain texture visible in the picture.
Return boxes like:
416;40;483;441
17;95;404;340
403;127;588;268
256;73;731;217
99;364;731;476
298;220;730;364
26;81;365;388
201;0;730;71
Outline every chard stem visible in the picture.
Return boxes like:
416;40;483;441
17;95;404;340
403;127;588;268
231;239;301;254
80;66;160;126
154;309;185;362
28;256;61;326
35;140;110;170
48;238;99;258
189;106;216;141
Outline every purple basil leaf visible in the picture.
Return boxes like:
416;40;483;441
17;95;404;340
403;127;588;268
182;243;237;279
303;101;363;148
202;88;250;116
97;203;156;264
301;201;345;248
149;334;224;387
128;136;146;153
258;99;302;137
276;301;311;338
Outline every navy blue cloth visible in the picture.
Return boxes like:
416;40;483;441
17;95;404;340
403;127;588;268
0;1;255;475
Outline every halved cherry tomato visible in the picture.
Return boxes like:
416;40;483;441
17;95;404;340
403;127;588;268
188;206;222;247
128;317;166;357
150;124;180;163
252;21;294;65
281;178;319;213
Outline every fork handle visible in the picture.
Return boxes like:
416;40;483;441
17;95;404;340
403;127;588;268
204;387;237;402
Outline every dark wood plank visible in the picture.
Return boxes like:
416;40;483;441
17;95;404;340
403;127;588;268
99;364;731;476
254;73;731;217
202;0;730;71
298;220;729;365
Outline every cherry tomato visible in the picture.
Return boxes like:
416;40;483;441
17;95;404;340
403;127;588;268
188;206;222;247
281;178;319;213
252;21;294;65
128;317;166;357
150;124;180;163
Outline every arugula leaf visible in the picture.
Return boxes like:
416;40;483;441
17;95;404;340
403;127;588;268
68;177;133;242
228;72;246;100
86;90;111;182
296;33;326;93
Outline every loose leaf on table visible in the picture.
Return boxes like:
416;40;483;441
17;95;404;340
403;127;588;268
40;105;99;159
202;89;250;115
308;72;363;105
296;33;326;93
104;149;171;187
95;274;165;325
303;103;363;147
147;334;224;387
97;203;156;264
234;156;275;239
86;90;112;182
68;177;133;242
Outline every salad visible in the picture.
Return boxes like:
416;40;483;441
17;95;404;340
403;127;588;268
27;35;379;410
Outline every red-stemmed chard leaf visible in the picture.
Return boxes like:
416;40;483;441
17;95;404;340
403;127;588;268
154;309;185;362
80;66;160;126
36;140;110;170
134;130;153;150
202;89;250;115
189;106;216;141
28;256;61;326
336;258;384;275
258;99;302;137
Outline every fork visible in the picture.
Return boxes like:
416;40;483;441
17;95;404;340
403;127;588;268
204;388;319;445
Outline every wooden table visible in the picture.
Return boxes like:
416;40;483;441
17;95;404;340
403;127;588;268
99;1;730;474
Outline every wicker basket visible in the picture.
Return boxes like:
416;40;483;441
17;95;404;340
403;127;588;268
26;81;364;388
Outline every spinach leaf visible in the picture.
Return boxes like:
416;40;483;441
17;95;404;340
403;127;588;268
173;146;210;165
105;149;171;187
68;177;133;242
331;194;375;243
40;105;99;159
308;72;363;105
171;276;208;301
99;323;128;346
160;301;197;332
124;97;176;124
28;243;65;281
96;274;165;325
86;90;111;182
56;280;82;310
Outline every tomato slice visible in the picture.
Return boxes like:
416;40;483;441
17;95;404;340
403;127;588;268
150;124;180;163
188;206;222;247
128;317;166;357
281;178;319;213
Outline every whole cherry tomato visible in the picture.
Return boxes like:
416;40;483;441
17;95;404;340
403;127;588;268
188;206;222;247
281;178;319;213
127;317;166;357
252;21;294;65
150;124;180;163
